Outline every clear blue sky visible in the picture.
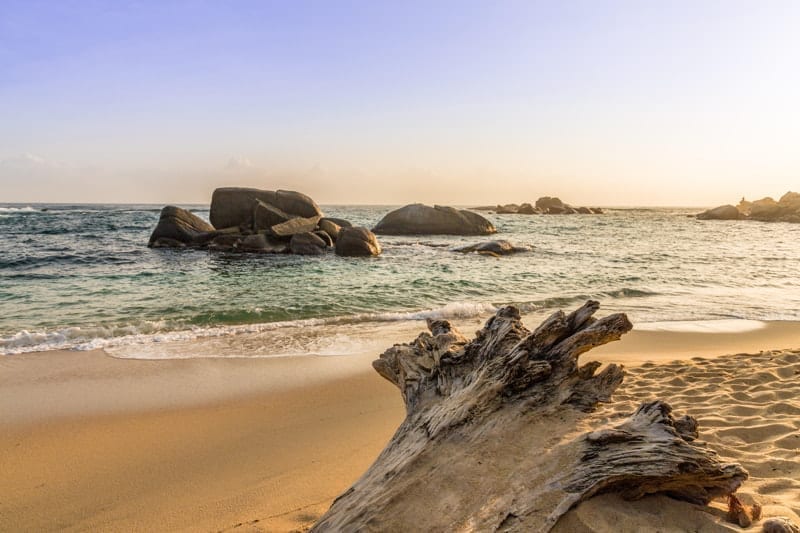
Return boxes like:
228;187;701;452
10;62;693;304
1;0;798;205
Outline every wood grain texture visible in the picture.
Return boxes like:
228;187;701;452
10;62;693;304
312;301;748;532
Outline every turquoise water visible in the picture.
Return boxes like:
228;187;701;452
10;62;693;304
1;204;799;355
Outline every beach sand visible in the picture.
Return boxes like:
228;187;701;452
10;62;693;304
2;320;800;532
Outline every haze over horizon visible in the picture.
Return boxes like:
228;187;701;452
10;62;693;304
1;1;798;206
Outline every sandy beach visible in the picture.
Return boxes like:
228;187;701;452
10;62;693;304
2;320;800;532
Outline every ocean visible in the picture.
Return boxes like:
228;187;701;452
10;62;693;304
1;204;799;357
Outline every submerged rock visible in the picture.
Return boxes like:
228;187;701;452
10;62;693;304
373;204;496;236
454;240;530;256
148;206;215;247
335;227;382;257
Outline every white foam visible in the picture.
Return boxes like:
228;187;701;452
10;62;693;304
0;206;36;212
365;301;497;322
0;301;498;356
635;319;766;333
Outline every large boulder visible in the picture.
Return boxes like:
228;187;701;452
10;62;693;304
321;217;352;228
289;232;327;255
272;189;324;219
271;215;322;237
335;227;382;257
253;200;291;231
318;219;342;241
209;188;322;229
148;206;214;247
696;204;741;220
373;204;496;235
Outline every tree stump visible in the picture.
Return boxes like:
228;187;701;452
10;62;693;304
312;301;748;532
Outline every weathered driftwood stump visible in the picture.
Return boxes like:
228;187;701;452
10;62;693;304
312;301;748;532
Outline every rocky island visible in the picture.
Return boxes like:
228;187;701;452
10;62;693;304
148;187;381;256
473;196;604;215
697;191;800;223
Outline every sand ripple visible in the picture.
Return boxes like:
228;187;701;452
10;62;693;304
596;349;800;528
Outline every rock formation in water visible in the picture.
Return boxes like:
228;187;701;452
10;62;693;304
312;302;749;532
696;204;741;220
372;204;496;235
454;239;531;256
697;192;800;223
473;197;603;215
335;227;383;257
147;188;380;256
148;206;216;247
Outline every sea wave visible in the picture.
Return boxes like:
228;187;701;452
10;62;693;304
0;301;499;355
0;292;670;356
0;206;37;212
516;288;660;312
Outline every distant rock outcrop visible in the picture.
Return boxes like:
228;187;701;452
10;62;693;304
472;197;603;215
697;191;800;223
535;196;565;212
148;188;381;257
373;204;496;235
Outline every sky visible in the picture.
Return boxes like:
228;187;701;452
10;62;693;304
1;0;798;206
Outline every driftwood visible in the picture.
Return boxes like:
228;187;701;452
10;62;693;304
312;301;748;532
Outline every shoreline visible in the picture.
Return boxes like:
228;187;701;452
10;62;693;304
2;320;800;531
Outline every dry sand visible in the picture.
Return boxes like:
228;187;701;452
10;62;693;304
1;320;800;532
